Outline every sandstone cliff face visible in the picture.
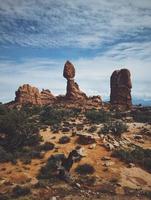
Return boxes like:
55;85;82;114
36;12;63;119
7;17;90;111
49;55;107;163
63;61;87;100
15;84;55;105
110;69;132;109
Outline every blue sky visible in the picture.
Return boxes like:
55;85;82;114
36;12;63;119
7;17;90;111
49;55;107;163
0;0;151;103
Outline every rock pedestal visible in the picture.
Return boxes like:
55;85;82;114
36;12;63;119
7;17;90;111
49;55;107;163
110;69;132;109
63;61;87;100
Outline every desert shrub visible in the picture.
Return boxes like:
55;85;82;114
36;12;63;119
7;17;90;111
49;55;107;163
77;175;96;186
12;185;31;197
0;108;41;151
38;154;65;179
85;109;111;124
112;147;151;172
75;163;95;175
21;104;42;116
88;126;97;133
29;150;43;159
101;121;128;136
40;107;78;126
76;135;96;145
0;104;8;115
22;157;31;165
59;136;70;144
39;142;54;151
0;146;13;163
132;110;151;123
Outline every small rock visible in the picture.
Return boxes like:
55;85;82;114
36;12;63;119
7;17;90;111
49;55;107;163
51;197;57;200
75;183;81;188
89;144;96;149
129;163;135;168
103;161;115;167
134;135;143;140
77;147;87;157
100;134;105;138
105;143;114;151
113;141;120;147
101;156;111;161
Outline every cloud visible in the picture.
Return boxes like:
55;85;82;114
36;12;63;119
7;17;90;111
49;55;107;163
0;0;151;48
0;40;151;103
0;1;151;103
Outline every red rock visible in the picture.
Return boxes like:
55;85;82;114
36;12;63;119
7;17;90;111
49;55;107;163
15;84;41;105
40;89;56;105
110;68;132;109
63;61;87;100
63;60;75;79
15;84;55;105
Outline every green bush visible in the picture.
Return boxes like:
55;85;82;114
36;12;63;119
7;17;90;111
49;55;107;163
0;108;41;152
38;154;65;179
132;110;151;123
0;146;13;163
40;107;79;126
21;104;42;116
59;136;70;144
12;185;31;197
112;147;151;172
101;121;128;136
75;163;95;175
85;109;111;124
39;142;55;151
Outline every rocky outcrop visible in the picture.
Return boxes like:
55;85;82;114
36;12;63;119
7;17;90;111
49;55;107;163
15;84;41;105
15;84;55;105
40;89;55;105
110;69;132;109
63;61;87;100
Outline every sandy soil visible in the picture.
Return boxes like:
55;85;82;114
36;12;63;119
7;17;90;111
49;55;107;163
0;122;151;199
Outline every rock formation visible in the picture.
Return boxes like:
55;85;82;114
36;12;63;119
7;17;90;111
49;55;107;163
110;69;132;109
40;89;55;105
63;61;87;100
15;84;55;105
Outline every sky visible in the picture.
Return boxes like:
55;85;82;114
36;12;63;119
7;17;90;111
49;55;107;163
0;0;151;104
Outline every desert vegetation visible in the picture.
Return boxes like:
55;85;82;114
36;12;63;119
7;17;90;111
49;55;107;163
101;121;128;136
85;109;111;124
113;147;151;173
40;106;81;126
0;103;151;200
75;163;95;175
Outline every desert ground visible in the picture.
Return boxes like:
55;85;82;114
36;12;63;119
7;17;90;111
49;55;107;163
0;105;151;200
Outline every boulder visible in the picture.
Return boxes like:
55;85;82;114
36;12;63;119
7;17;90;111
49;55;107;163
63;60;75;79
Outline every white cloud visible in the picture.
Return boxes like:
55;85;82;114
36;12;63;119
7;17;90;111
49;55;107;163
0;41;151;103
0;1;151;103
0;0;151;48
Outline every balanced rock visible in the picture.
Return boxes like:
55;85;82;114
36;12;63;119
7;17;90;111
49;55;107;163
63;61;87;100
110;69;132;110
15;84;55;105
63;60;75;79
